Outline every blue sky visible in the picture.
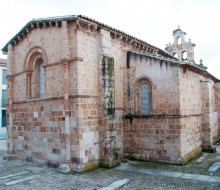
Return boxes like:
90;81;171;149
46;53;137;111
1;0;220;78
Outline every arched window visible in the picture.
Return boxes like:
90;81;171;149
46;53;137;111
134;78;152;114
177;37;181;45
141;84;150;114
25;47;47;99
35;58;45;98
182;51;187;61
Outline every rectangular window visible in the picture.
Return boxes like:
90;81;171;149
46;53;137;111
2;90;6;107
1;110;6;127
2;69;7;85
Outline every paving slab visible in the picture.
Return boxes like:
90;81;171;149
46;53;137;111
99;179;130;190
115;165;220;183
181;173;211;182
209;162;220;172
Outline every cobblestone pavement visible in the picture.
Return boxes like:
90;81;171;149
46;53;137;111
0;140;220;190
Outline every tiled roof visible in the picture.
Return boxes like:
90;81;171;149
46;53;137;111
0;58;7;65
1;15;171;58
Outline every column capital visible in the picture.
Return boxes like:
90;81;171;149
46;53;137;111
7;75;14;82
63;62;69;68
26;71;32;77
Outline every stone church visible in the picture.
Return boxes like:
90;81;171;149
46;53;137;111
2;15;220;172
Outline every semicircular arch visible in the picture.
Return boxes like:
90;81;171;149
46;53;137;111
24;46;48;71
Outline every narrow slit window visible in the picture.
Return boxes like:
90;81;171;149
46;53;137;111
141;84;150;114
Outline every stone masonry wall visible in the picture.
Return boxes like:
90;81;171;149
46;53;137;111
215;82;220;135
180;116;202;157
13;27;62;74
123;52;183;163
123;117;181;163
69;97;99;166
127;53;181;115
11;99;66;163
6;17;220;170
179;69;218;151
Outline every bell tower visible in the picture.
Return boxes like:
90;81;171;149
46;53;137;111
165;27;196;64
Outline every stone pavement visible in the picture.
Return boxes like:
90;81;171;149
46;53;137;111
0;141;220;190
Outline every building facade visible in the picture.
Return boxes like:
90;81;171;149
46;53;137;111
0;58;7;138
1;15;220;172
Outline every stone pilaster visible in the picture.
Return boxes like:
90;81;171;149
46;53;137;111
57;61;72;173
58;21;72;173
215;82;220;138
99;29;120;168
63;62;71;162
61;21;70;60
7;44;14;75
200;81;215;152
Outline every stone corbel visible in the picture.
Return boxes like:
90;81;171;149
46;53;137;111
26;28;30;33
63;61;70;69
145;46;149;52
90;25;97;32
17;36;21;41
76;20;83;30
128;39;133;45
124;37;128;43
87;23;91;31
36;23;40;28
43;22;47;28
110;32;116;39
31;23;35;29
133;42;137;47
182;65;189;73
26;71;32;76
8;44;13;51
7;75;14;82
118;35;123;41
